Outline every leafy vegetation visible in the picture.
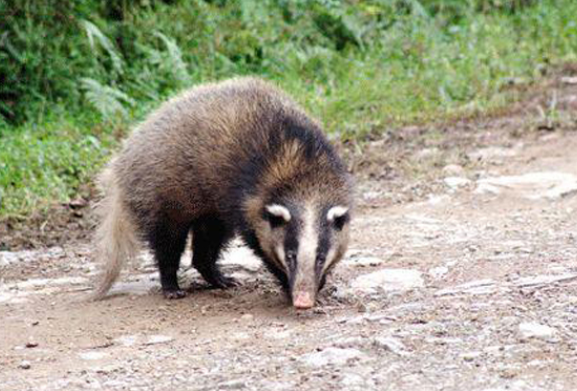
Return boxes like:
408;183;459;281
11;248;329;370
1;0;576;217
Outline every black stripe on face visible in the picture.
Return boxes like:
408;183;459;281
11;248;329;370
315;214;332;278
284;219;300;279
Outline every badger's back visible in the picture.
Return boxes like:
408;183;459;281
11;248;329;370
111;77;341;228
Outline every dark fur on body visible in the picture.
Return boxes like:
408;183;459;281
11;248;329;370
93;77;353;305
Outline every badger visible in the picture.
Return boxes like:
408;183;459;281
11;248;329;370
92;77;353;309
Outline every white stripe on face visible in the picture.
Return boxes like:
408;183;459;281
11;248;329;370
293;203;318;295
327;205;348;222
274;244;287;272
265;204;291;222
322;245;337;274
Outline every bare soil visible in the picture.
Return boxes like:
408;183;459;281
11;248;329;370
1;77;577;391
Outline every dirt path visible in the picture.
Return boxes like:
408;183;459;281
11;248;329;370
2;93;577;390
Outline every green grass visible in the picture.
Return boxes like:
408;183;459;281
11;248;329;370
1;0;577;217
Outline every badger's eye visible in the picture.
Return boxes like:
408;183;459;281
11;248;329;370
332;214;348;231
267;214;287;228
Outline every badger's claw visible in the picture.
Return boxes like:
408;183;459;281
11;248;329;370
212;274;239;289
197;267;239;289
163;289;187;299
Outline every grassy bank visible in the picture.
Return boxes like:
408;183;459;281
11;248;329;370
1;0;576;217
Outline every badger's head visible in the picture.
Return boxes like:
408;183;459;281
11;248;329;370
244;194;352;309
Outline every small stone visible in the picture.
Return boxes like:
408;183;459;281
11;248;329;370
25;341;39;348
343;256;385;267
351;269;424;294
429;266;449;279
79;351;107;360
475;172;577;200
114;335;138;347
240;314;254;321
461;352;482;362
19;360;31;370
442;164;465;176
145;335;174;345
519;322;556;339
299;347;364;368
218;379;247;389
561;76;577;85
373;336;407;355
341;373;365;387
444;176;471;189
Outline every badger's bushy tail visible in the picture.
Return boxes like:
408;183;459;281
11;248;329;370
90;165;140;300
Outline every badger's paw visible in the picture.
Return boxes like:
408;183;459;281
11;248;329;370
162;289;187;300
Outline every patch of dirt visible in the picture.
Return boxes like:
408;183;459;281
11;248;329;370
1;73;577;390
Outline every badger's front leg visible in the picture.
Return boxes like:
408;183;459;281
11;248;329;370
192;216;237;289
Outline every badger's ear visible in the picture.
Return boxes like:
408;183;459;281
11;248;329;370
327;206;349;223
265;204;291;225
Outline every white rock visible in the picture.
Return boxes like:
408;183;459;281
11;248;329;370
444;176;471;189
351;269;424;294
442;164;465;176
240;313;254;321
341;373;366;387
561;76;577;85
114;335;139;347
475;172;577;200
299;348;364;368
519;322;556;339
425;194;450;205
373;337;407;355
217;379;247;389
429;266;449;279
79;351;107;360
145;335;174;345
343;256;385;267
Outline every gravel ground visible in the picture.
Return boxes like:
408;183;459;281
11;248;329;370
1;81;577;391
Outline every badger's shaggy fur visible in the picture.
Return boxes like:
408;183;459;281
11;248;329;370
92;77;353;308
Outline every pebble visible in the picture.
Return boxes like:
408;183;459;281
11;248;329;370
429;266;449;279
475;172;577;200
518;322;556;339
442;164;465;176
444;176;472;189
114;335;139;347
79;351;107;360
299;347;364;368
240;314;254;321
343;256;386;267
145;335;174;345
351;269;424;294
461;352;482;362
373;336;407;355
218;379;247;389
18;360;31;370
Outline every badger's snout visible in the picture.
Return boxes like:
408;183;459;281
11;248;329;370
292;291;315;309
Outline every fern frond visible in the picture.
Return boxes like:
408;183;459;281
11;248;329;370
80;20;124;74
80;78;134;120
153;32;191;85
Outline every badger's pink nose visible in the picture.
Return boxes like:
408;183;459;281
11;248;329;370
293;292;315;309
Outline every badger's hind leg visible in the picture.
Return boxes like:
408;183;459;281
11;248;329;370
192;216;237;289
147;219;190;299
